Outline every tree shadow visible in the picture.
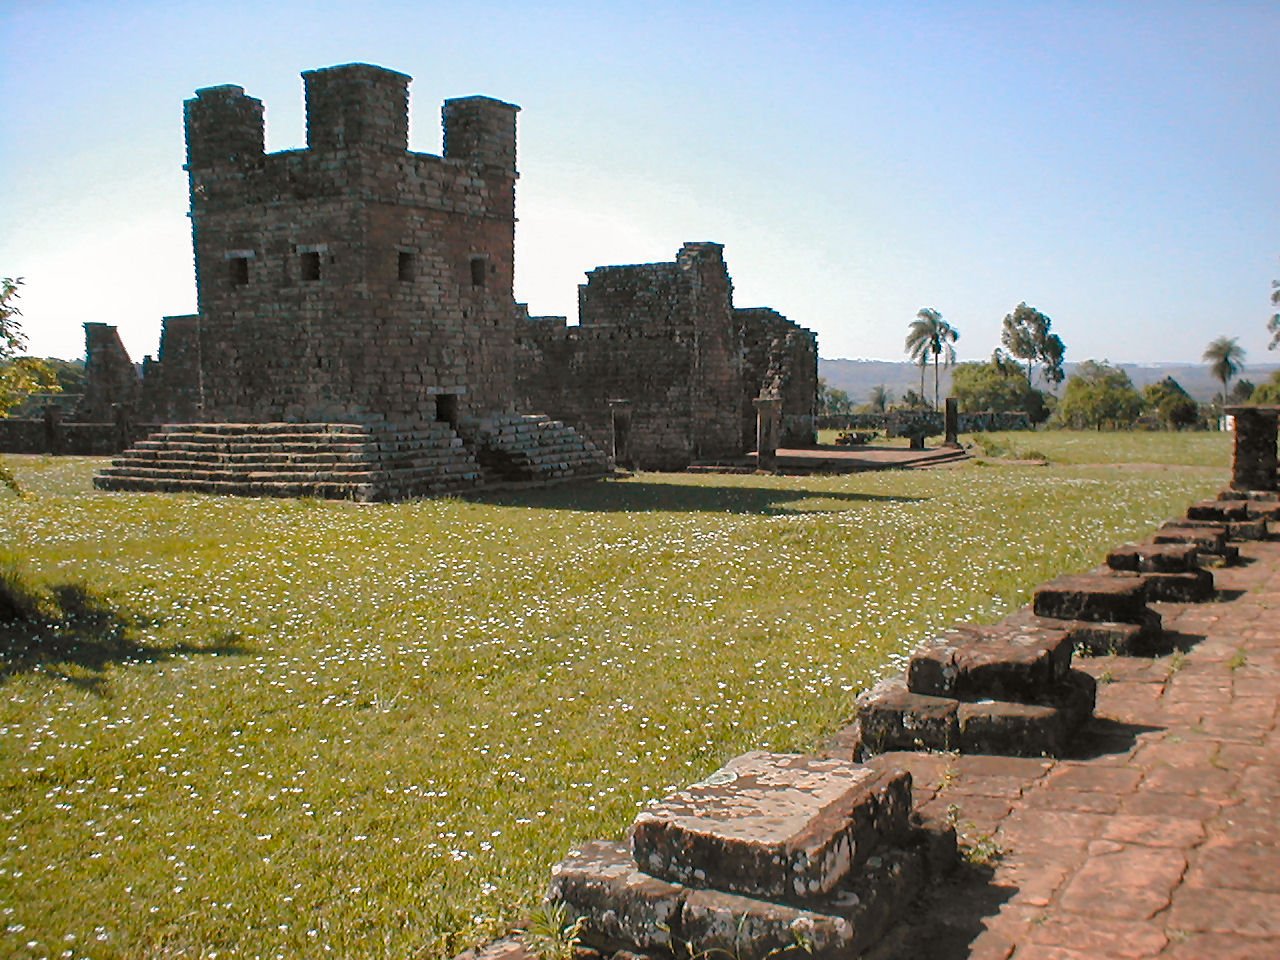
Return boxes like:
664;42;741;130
865;861;1016;960
464;479;926;516
1063;717;1165;761
0;581;252;691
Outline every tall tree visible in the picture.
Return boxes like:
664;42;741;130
1202;335;1246;408
1000;302;1066;386
904;307;959;409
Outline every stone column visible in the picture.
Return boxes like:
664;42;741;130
608;398;632;470
112;403;134;452
42;404;64;456
753;396;782;472
1225;405;1279;491
944;397;960;447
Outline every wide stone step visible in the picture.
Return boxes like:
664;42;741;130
548;751;955;960
906;622;1073;702
855;672;1095;758
629;751;912;900
1003;607;1163;657
1033;572;1149;623
1107;541;1199;573
1153;524;1238;560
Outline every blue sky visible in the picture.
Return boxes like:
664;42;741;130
3;0;1277;366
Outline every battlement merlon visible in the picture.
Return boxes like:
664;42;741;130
185;65;518;174
303;62;410;153
443;96;519;174
184;85;265;168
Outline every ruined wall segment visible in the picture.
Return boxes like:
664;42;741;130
737;307;818;448
76;323;141;421
185;64;519;424
139;315;202;422
516;243;816;469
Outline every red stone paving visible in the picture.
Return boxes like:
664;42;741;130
866;537;1280;959
466;539;1279;960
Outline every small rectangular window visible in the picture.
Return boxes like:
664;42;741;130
470;256;486;288
301;251;321;282
398;251;415;283
229;257;250;286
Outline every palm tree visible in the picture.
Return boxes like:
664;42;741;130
905;307;960;409
868;384;891;413
1202;335;1246;408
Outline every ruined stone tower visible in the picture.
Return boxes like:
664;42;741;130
94;64;607;499
184;63;520;424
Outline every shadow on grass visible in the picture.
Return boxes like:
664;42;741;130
1;581;251;691
467;479;926;515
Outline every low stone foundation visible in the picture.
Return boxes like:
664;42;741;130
548;751;955;960
93;416;609;501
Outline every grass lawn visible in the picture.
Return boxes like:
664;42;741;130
0;435;1229;959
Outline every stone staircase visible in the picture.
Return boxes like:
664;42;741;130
92;422;483;502
93;414;611;501
467;413;610;485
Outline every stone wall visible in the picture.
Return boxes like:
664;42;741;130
184;64;519;425
0;419;136;455
139;315;203;422
738;307;817;447
516;245;818;470
76;323;140;421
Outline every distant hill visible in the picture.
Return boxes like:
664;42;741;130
819;358;1280;405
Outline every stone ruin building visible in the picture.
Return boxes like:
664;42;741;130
517;244;818;470
47;62;817;498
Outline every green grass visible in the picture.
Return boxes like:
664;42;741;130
970;429;1232;467
0;443;1226;959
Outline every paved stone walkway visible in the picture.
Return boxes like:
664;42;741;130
865;537;1280;959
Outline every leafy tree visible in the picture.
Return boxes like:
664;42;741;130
0;278;60;417
1251;371;1280;404
1202;335;1246;407
951;351;1049;422
1228;379;1256;405
895;389;930;411
1;278;24;360
1142;376;1200;430
904;307;959;410
1057;360;1143;430
40;358;86;394
1000;302;1066;386
817;377;855;416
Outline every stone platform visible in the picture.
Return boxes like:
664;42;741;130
92;415;609;501
548;752;955;960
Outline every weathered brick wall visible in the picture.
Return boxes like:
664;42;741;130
517;244;820;468
184;64;518;425
0;419;139;455
76;323;141;421
679;244;743;458
517;244;746;469
516;312;701;470
140;315;203;421
738;308;817;448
